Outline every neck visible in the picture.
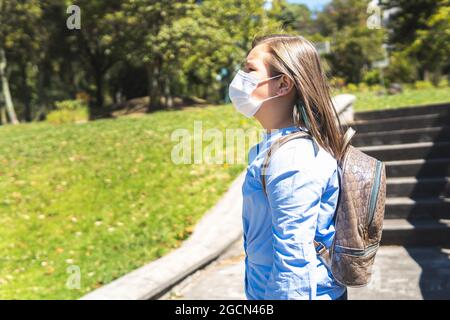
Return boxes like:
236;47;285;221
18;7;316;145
262;118;296;134
255;106;296;133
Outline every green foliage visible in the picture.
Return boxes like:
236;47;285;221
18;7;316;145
385;50;418;84
357;82;370;92
329;76;346;89
383;0;447;82
414;80;434;90
54;99;87;111
409;2;450;80
270;2;315;35
317;0;370;36
369;84;384;93
363;69;381;86
383;0;440;47
438;78;449;88
345;83;359;93
46;109;88;125
46;99;88;124
318;0;386;84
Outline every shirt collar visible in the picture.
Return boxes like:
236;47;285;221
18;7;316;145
263;125;308;142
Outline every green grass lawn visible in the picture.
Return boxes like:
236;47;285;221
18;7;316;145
0;104;259;299
1;86;449;299
349;87;450;112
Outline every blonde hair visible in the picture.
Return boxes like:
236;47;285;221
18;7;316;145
251;34;345;161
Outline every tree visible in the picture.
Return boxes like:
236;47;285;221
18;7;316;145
0;47;17;124
315;0;385;84
408;1;450;83
192;0;283;102
66;0;125;119
116;0;196;111
383;0;440;47
117;0;283;111
0;0;43;124
383;0;441;80
268;1;316;35
317;0;369;36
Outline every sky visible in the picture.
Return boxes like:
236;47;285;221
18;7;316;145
286;0;331;11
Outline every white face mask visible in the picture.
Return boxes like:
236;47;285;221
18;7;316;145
228;69;283;118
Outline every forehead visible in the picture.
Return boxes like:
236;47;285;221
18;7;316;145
246;44;270;66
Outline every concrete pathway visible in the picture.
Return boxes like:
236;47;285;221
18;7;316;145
160;237;450;300
159;237;246;300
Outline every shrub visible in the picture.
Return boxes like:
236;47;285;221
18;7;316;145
385;51;417;84
369;84;384;92
54;99;86;111
414;80;434;90
47;99;88;124
437;78;449;88
330;76;346;90
345;83;358;93
46;109;88;124
358;82;370;92
363;69;381;86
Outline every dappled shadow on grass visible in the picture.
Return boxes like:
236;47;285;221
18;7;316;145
104;96;211;120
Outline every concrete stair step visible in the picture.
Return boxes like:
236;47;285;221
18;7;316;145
385;158;450;178
352;126;450;147
347;113;450;133
354;102;450;121
381;219;450;246
384;197;450;219
359;141;450;161
387;177;450;198
354;104;450;250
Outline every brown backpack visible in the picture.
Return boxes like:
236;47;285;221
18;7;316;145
261;127;386;287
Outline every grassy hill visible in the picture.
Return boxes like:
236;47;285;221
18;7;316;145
0;104;256;299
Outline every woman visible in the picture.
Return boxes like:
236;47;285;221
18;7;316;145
228;34;348;300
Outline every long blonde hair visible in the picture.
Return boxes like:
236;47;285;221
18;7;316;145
251;34;345;161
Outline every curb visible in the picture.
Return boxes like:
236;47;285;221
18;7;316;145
80;170;247;300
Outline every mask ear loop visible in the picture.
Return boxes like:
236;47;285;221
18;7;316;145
253;73;284;103
266;73;283;81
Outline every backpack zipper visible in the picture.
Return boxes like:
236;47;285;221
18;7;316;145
334;242;379;257
368;160;382;227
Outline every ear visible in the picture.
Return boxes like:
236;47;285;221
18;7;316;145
277;75;295;96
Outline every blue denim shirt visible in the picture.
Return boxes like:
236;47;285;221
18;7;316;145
242;125;346;300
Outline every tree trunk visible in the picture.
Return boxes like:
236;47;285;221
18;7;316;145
146;62;163;112
430;70;441;86
164;74;173;109
95;69;104;109
0;48;19;124
423;68;430;82
0;82;4;124
21;61;31;122
89;67;104;120
36;62;49;121
0;102;6;125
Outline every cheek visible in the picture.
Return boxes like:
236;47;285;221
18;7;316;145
252;85;267;99
252;81;275;99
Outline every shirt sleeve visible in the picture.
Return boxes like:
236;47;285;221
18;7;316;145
262;146;323;300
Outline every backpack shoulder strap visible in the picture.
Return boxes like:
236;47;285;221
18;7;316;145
261;130;311;195
341;127;356;156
